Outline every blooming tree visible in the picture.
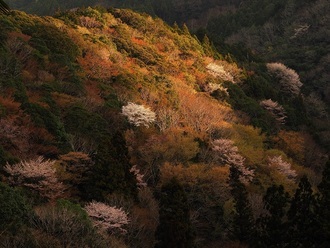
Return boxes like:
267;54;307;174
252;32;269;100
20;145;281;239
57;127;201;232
211;139;254;183
260;99;287;124
130;165;147;189
122;102;156;128
268;155;297;180
4;156;65;201
206;62;234;83
266;62;303;95
84;201;129;234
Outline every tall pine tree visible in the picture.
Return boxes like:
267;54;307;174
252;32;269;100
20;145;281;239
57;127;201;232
287;175;319;247
155;177;195;248
317;160;330;247
255;184;289;247
229;166;254;245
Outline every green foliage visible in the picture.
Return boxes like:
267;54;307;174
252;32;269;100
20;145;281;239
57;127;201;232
55;6;105;26
80;133;137;201
0;182;32;233
63;105;108;140
56;199;90;222
232;124;265;165
24;102;67;145
225;82;277;133
0;145;18;167
242;73;277;100
27;23;80;65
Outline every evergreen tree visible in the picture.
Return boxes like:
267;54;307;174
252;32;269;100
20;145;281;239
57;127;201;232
0;182;31;233
317;160;330;247
287;175;319;247
155;177;194;248
229;166;254;245
80;132;137;201
255;184;289;247
202;34;214;57
172;21;180;33
181;23;190;35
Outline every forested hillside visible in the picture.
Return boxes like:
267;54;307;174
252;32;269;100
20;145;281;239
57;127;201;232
205;0;330;150
6;0;330;150
0;4;329;248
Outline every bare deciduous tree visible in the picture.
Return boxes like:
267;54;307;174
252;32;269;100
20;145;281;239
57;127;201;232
4;156;65;201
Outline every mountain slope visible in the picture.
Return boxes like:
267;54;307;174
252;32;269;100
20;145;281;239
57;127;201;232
0;7;328;247
206;0;330;149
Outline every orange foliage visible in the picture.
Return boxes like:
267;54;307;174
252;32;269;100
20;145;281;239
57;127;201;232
155;42;166;53
139;127;200;166
131;36;147;46
27;92;49;108
7;31;31;42
0;96;21;115
84;81;104;106
51;92;78;108
160;163;231;200
22;58;39;80
78;50;115;79
276;130;306;163
176;84;233;132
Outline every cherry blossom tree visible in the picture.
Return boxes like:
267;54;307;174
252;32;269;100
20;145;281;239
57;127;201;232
260;99;287;124
268;155;297;180
266;62;303;95
4;156;65;201
122;102;156;128
84;201;129;235
211;139;254;183
130;165;147;189
206;62;234;83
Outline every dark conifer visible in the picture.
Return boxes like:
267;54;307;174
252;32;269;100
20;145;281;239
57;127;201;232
287;175;319;247
317;160;330;247
255;184;289;247
229;166;254;245
155;177;195;248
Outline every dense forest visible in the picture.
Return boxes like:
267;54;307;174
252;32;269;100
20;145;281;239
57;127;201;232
0;1;329;247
